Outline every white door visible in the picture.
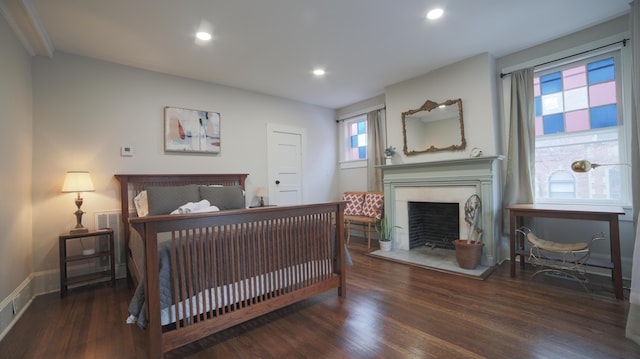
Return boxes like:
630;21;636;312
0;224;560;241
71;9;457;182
267;124;304;205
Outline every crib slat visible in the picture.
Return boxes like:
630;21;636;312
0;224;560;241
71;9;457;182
287;217;293;290
276;219;283;296
223;225;232;313
213;228;221;315
258;221;265;303
302;215;309;287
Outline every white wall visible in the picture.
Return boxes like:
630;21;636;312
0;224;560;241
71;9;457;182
386;53;499;164
30;51;337;275
0;15;34;336
496;16;629;73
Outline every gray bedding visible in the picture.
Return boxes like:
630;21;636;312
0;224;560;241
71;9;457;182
128;240;173;328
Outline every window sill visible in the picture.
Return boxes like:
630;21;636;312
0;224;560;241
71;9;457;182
339;159;367;170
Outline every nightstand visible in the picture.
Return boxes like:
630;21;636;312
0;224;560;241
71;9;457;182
59;228;115;297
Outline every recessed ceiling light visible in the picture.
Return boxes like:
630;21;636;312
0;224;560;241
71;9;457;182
426;8;444;20
313;68;326;76
196;31;212;41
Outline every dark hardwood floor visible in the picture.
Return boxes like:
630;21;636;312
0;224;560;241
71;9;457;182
1;238;639;358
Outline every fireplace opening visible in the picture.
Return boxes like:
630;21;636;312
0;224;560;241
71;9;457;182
408;201;459;250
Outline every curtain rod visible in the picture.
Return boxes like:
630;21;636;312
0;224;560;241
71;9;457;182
499;38;628;79
335;106;386;123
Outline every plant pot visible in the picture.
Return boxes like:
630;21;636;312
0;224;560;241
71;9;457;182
379;240;392;252
385;157;392;165
453;239;484;269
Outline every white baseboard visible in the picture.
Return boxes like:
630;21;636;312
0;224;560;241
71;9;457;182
0;273;35;341
0;264;129;341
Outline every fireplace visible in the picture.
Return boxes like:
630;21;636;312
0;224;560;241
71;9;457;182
408;201;459;250
394;185;477;251
382;156;503;267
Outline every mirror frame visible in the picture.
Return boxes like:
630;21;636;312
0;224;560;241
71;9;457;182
402;98;466;155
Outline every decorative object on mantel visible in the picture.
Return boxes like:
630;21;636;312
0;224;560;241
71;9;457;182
570;159;629;172
164;106;221;153
453;194;484;269
470;147;483;157
61;171;95;235
375;216;401;252
384;146;396;165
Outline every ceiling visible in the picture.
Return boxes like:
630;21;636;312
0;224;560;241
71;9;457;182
2;0;631;109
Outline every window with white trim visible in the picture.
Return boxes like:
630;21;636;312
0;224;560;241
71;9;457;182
533;49;630;206
342;114;368;161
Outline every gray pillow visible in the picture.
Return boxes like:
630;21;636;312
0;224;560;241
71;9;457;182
146;185;200;215
199;185;245;210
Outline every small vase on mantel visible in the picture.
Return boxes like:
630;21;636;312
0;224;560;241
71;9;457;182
384;146;396;165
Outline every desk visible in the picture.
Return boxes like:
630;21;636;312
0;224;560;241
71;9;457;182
508;204;624;300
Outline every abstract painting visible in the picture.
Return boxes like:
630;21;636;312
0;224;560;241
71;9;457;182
164;106;221;153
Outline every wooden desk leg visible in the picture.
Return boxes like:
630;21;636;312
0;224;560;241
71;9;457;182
510;211;516;277
609;215;624;300
109;232;116;288
59;237;66;297
518;216;526;270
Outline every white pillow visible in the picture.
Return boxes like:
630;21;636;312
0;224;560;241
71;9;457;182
133;190;149;217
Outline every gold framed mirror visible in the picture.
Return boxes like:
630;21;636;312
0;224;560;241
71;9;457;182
402;98;466;155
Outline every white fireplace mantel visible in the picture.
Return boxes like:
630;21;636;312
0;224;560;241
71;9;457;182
381;156;504;267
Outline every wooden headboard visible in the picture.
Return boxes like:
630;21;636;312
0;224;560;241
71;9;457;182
114;173;249;277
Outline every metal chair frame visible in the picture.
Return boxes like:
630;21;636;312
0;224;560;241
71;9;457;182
515;227;605;292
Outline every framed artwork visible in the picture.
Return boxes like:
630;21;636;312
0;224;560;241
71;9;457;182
164;106;221;153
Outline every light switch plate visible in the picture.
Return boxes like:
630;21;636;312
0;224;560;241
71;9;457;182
121;146;133;157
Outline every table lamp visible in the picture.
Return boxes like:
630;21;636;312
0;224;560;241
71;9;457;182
256;186;268;207
61;171;95;234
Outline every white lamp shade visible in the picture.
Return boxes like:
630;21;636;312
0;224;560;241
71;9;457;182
256;186;268;197
61;171;95;193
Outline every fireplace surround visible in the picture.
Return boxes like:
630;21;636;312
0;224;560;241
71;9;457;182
381;156;503;267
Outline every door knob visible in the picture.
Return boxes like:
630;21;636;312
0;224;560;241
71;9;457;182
275;180;280;185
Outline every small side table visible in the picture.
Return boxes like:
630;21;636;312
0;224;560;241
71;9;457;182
59;228;115;297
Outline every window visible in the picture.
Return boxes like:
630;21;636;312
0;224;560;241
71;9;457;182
533;50;630;205
548;170;575;199
343;115;367;161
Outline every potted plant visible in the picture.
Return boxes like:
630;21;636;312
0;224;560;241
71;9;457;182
375;216;401;252
384;146;396;165
453;194;484;269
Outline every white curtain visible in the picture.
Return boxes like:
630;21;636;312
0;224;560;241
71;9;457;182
626;0;640;345
367;109;385;192
501;68;535;234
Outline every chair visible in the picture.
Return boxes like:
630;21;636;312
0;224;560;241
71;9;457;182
343;191;384;248
515;227;605;291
